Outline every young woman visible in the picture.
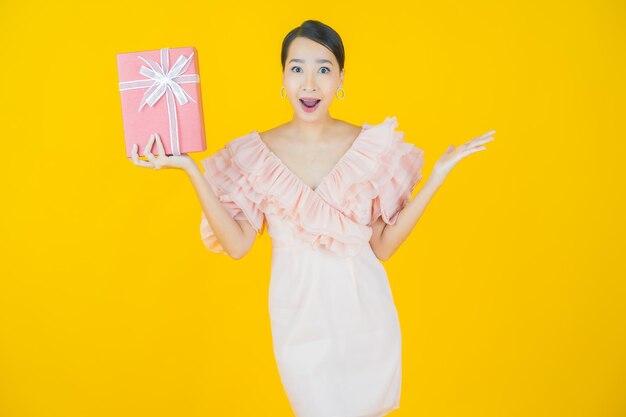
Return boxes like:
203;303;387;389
131;19;495;417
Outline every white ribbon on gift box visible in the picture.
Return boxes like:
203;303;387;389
118;47;199;156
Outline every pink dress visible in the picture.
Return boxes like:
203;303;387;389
199;116;425;417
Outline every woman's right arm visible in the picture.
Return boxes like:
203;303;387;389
183;160;257;259
132;134;256;259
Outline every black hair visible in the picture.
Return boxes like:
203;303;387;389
281;20;345;72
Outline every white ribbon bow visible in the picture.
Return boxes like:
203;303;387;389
119;47;200;156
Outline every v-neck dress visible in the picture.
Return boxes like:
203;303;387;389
199;116;424;417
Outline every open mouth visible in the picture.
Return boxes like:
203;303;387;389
300;98;322;113
300;99;322;109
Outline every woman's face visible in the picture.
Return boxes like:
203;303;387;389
282;36;344;120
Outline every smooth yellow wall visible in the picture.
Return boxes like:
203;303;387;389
1;0;624;416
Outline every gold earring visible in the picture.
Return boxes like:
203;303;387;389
280;86;287;99
336;87;345;100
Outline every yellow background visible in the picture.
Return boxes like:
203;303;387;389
1;0;625;416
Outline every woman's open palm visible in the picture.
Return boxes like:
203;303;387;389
130;133;193;171
433;130;496;179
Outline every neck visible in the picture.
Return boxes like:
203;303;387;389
288;113;337;142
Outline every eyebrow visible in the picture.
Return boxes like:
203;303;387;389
288;58;334;66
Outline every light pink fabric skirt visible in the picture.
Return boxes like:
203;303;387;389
268;240;402;417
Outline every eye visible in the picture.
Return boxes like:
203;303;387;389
290;66;331;74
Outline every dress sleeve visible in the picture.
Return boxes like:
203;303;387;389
370;129;425;226
199;145;266;254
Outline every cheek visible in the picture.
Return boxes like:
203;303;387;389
320;76;340;88
321;83;339;97
283;74;298;87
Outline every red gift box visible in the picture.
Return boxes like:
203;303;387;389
117;46;206;157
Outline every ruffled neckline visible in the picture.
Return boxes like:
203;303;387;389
213;115;423;258
250;124;368;194
227;115;407;214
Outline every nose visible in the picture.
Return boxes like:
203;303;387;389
302;73;318;91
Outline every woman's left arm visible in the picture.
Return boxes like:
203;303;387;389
371;129;496;261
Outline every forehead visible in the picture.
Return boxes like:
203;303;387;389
287;37;335;62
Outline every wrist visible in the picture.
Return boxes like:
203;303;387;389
181;158;199;175
425;174;445;190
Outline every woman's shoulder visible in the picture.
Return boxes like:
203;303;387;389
333;119;363;138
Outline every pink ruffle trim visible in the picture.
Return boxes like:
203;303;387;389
200;116;424;257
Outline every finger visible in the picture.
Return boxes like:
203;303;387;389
145;151;157;165
476;132;496;143
479;129;496;139
465;146;487;156
133;158;155;168
155;133;166;157
131;143;139;161
467;133;495;148
130;142;156;168
131;143;147;165
144;134;155;157
144;136;157;164
150;134;162;158
131;150;155;168
467;137;494;149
